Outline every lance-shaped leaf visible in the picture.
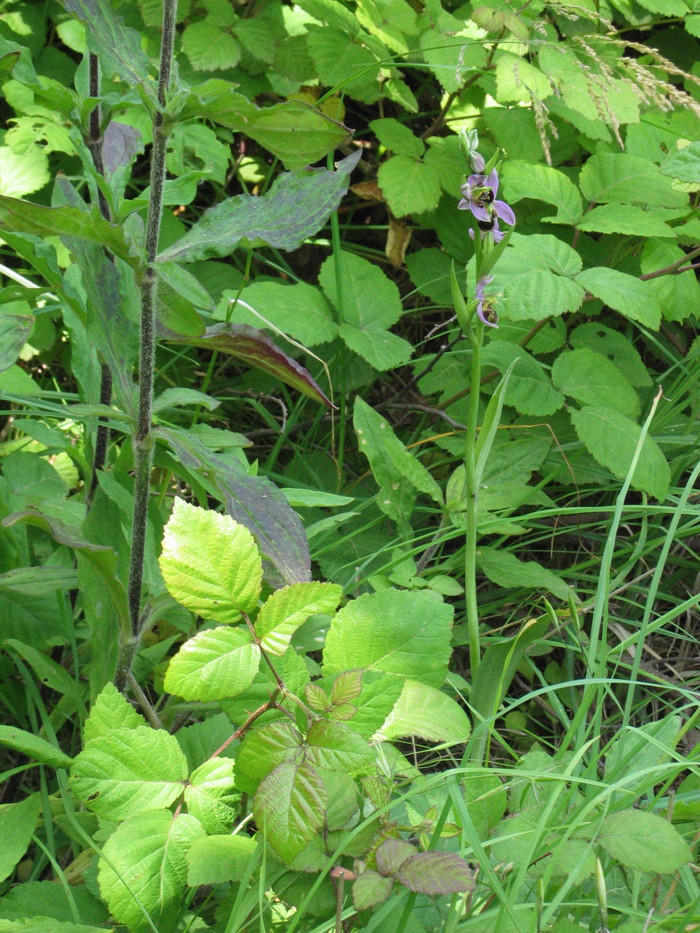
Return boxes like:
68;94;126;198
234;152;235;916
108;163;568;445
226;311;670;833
164;626;261;702
255;581;342;655
158;149;361;264
0;726;73;769
155;427;311;587
0;794;41;884
0;195;138;266
64;0;155;98
166;322;333;408
0;314;33;372
253;761;326;863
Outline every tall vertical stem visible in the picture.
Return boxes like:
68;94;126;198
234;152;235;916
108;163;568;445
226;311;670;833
119;0;178;689
463;321;483;677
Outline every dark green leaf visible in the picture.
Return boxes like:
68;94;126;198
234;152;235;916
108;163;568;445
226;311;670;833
0;314;32;372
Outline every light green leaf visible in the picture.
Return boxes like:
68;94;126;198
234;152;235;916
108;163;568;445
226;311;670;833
660;141;700;183
496;234;585;321
164;627;261;701
495;52;551;102
320;251;413;370
159;498;262;623
570;406;670;501
235;722;304;793
305;720;375;774
420;29;486;94
552;348;640;419
70;726;188;819
323;589;453;687
576;204;674;237
576;268;661;329
83;682;145;744
640;238;700;325
182;21;241;71
348;672;405;739
375;679;470;744
477;547;572;600
579;153;688;209
253;761;326;863
599;810;692;872
635;0;687;15
605;715;681;796
501;162;583;225
186;834;258;886
256;581;342;656
0;794;41;883
306;26;379;99
98;811;205;933
158;150;360;264
353;870;394;910
247;99;352;170
0;920;108;933
569;323;652;387
224;280;338;346
0;146;48;197
371;118;424;158
0;726;73;769
184;758;240;833
377;156;442;216
481;343;565;416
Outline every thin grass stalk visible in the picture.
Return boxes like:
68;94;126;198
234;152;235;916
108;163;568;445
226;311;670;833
464;317;484;678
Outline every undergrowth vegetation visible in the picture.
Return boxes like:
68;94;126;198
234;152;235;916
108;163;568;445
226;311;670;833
0;0;698;930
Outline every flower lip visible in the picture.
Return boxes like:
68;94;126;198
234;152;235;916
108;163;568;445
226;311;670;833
475;274;498;328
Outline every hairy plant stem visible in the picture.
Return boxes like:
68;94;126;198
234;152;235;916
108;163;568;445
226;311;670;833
118;0;178;691
464;320;483;678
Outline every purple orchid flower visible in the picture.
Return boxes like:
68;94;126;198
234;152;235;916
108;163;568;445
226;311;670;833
458;169;516;236
475;275;498;328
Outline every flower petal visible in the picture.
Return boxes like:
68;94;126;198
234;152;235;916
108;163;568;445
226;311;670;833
493;200;516;226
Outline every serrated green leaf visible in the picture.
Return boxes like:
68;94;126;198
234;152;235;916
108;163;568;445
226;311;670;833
397;851;475;895
660;141;700;182
256;581;342;655
420;29;485;94
235;722;304;793
370;118;423;158
339;321;413;370
378;155;442;216
481;342;565;416
495;52;551;102
158;150;360;264
306;26;379;99
579;153;688;209
0;146;48;198
0;794;41;883
376;838;417;876
253;761;326;863
353;870;394;910
184;758;240;833
375;679;470;744
182;21;241;71
245;99;352;170
477;547;572;600
576;203;674;237
225;281;337;347
186;834;258;886
598;810;692;872
576;268;661;329
552;348;640;419
570;406;670;501
83;682;145;744
164;627;261;701
305;720;375;774
160;498;262;623
0;726;73;769
569;323;652;387
501;162;583;225
349;672;404;738
98;811;205;933
323;590;453;687
70;726;187;819
640;238;700;325
331;669;364;706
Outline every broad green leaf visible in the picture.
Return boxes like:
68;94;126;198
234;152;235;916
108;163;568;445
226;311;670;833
0;726;73;769
182;78;257;128
477;548;572;600
377;156;442;216
323;590;453;687
635;0;688;15
253;761;326;863
182;21;241;71
70;726;188;819
497;235;585;321
495;52;551;102
164;627;261;701
375;680;470;744
305;720;375;775
501;162;583;225
0;146;49;197
166;323;333;407
660;141;700;182
370;118;423;158
158;150;360;263
0;920;106;933
605;715;681;800
156;427;311;588
225;280;338;346
256;581;342;655
421;29;486;94
569;324;652;387
576;204;674;237
235;722;305;793
0;794;41;882
481;343;564;416
353;870;394;910
159;498;263;623
579;153;688;208
552;348;640;419
0;314;32;371
576;268;661;330
462;774;508;839
184;758;240;833
320;251;413;371
483;107;546;162
376;838;417;876
570;406;670;501
244;99;352;169
186;835;258;886
0;880;107;925
405;247;453;305
98;811;205;933
357;0;418;52
83;682;145;744
306;26;379;99
397;851;475;895
331;669;364;705
640;238;700;325
598;810;692;872
64;0;154;95
348;672;405;738
0;197;137;266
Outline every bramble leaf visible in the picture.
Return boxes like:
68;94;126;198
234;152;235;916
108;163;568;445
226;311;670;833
253;761;326;863
164;627;261;701
256;581;342;655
